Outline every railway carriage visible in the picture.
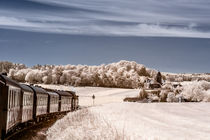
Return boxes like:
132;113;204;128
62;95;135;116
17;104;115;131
0;75;22;139
56;90;72;112
19;84;34;123
45;89;59;114
28;85;48;119
66;91;78;110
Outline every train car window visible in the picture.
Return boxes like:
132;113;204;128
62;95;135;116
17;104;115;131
11;90;13;108
24;95;26;106
18;92;19;106
14;91;16;107
26;95;27;106
39;96;40;105
23;96;25;106
26;95;28;106
16;91;17;106
16;93;17;107
30;95;31;106
17;91;19;106
28;94;31;106
42;97;43;105
10;90;12;108
13;90;15;107
41;96;42;105
17;91;20;106
28;95;30;106
14;92;16;107
43;97;44;105
27;95;29;106
44;97;45;105
17;92;18;107
16;92;18;107
40;96;42;105
39;96;41;106
39;96;40;106
26;95;30;106
15;91;17;107
8;90;11;109
8;91;10;109
12;90;14;108
37;96;39;105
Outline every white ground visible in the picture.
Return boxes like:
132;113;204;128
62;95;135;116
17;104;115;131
41;85;210;140
91;103;210;140
39;84;140;106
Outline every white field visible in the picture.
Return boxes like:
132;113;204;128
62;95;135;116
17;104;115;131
38;84;140;106
41;85;210;140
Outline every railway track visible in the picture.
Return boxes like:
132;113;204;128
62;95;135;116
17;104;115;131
5;113;67;140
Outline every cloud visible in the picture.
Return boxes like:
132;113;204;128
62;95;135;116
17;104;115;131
0;0;210;38
0;16;38;27
0;16;210;38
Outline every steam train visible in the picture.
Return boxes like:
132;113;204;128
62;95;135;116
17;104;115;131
0;74;79;140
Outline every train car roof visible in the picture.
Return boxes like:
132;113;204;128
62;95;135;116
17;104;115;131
0;74;20;87
44;88;59;96
66;90;76;96
28;85;48;95
47;91;59;96
56;90;72;96
67;90;76;94
20;84;34;92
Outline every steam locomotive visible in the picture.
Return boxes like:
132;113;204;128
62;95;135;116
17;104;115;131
0;74;79;140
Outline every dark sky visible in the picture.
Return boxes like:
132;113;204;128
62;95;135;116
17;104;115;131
0;0;210;73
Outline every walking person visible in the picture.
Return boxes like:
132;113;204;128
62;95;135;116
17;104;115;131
92;94;95;106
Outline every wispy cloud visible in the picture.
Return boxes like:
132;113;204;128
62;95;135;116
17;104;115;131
0;0;210;38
